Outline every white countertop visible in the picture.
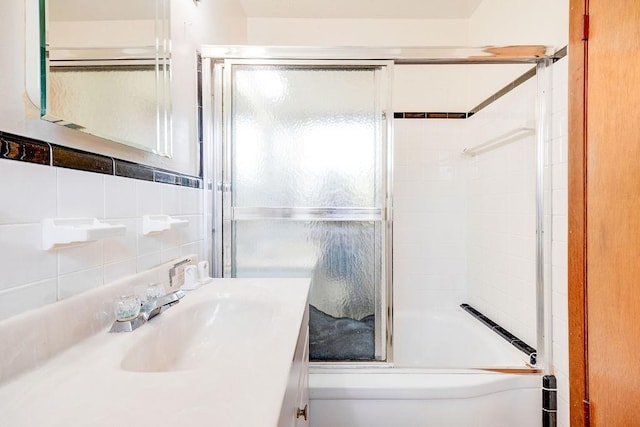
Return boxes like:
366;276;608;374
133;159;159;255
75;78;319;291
0;278;310;427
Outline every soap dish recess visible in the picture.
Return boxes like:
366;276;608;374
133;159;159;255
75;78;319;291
43;218;126;250
142;215;188;235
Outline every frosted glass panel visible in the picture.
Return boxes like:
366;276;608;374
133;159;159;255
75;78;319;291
224;63;387;361
234;220;378;360
234;220;377;319
231;66;379;208
49;69;157;148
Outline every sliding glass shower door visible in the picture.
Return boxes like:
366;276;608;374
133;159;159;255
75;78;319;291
219;62;390;361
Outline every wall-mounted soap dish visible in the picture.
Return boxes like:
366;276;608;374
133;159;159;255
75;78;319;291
142;215;189;235
42;218;126;250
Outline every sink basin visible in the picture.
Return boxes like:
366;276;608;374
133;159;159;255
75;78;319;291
121;297;275;372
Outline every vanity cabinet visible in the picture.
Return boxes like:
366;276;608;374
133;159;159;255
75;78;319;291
278;305;310;427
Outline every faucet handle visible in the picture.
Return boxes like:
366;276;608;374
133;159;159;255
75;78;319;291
145;283;166;300
114;294;141;321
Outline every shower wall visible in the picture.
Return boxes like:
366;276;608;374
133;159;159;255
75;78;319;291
393;119;469;313
465;78;538;346
392;68;538;348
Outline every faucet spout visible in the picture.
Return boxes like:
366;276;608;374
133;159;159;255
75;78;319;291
109;289;186;333
141;290;186;321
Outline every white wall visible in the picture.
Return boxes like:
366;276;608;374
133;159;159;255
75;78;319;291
469;0;568;50
247;18;469;46
393;63;532;112
0;0;247;176
247;0;568;49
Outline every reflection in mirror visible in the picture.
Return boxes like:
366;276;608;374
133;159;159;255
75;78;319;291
41;0;172;156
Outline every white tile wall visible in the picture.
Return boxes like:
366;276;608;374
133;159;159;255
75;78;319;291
466;77;539;346
393;118;469;317
0;159;205;321
392;62;569;396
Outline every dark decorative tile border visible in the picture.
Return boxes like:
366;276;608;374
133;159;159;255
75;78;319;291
0;130;201;188
542;375;558;427
395;46;567;120
394;112;470;119
114;160;155;182
52;145;114;174
0;132;51;165
460;303;537;366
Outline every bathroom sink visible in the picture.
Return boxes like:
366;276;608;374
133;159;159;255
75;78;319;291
0;277;310;427
121;296;275;372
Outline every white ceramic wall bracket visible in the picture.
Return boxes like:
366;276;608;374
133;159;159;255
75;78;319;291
42;218;126;250
142;215;189;235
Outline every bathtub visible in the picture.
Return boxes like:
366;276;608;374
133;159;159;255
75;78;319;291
309;308;541;427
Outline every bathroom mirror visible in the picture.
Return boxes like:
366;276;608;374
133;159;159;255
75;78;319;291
36;0;172;156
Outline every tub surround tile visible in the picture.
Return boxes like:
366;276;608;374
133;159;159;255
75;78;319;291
396;112;469;119
542;375;558;427
461;303;537;366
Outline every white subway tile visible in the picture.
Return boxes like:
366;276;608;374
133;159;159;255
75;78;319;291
57;168;105;219
58;267;103;300
161;184;181;216
137;251;162;272
57;241;103;276
104;175;137;219
161;247;181;263
552;215;568;243
180;215;203;245
104;259;137;284
0;224;57;291
180;187;203;215
103;219;137;264
181;241;203;259
0;279;57;321
136;217;163;256
136;180;162;216
0;159;57;225
552;188;568;216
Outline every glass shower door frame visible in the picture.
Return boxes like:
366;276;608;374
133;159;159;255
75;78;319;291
214;59;393;362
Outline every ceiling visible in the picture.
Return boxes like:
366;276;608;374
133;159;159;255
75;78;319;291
239;0;484;19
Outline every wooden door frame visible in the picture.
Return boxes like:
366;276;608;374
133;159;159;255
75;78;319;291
568;0;588;425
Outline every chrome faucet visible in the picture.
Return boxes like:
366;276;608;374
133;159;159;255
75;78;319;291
109;289;185;333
